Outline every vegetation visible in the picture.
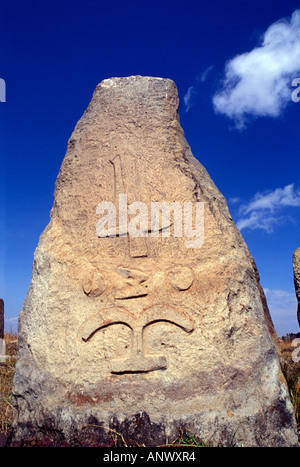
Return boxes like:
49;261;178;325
0;332;17;435
279;333;300;437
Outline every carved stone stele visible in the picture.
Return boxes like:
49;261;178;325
12;77;298;446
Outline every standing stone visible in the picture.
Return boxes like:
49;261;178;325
0;338;6;362
0;299;5;362
12;76;298;447
0;299;4;340
293;248;300;328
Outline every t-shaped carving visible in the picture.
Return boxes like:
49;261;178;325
81;305;194;373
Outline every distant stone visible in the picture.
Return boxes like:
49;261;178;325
0;299;7;363
12;76;299;447
0;299;4;340
293;248;300;327
0;338;6;362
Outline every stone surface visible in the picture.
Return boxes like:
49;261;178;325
0;299;4;340
0;338;6;363
293;248;300;328
12;76;298;447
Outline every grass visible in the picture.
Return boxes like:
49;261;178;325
166;429;213;447
0;332;18;435
279;334;300;438
0;332;299;445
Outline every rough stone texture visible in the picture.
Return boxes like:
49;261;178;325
293;248;300;328
0;299;4;340
0;338;5;362
12;76;298;447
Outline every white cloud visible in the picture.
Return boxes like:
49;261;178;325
184;65;214;112
228;196;241;204
4;316;18;333
264;288;298;336
236;183;300;232
213;9;300;129
241;183;300;213
183;86;197;112
199;65;214;83
236;211;283;233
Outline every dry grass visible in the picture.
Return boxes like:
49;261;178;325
279;334;300;439
0;332;18;435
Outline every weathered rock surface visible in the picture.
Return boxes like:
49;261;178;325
0;338;5;362
293;248;300;328
12;76;298;447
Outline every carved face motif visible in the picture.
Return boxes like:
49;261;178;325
80;264;195;374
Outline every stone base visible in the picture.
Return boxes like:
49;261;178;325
11;404;299;447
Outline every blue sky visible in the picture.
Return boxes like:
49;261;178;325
0;0;300;336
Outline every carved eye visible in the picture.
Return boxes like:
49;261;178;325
82;271;106;297
167;266;194;291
